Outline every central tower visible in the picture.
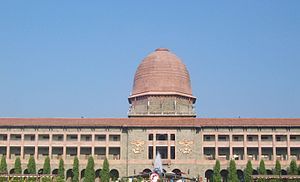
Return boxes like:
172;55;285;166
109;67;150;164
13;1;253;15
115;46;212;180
128;48;196;117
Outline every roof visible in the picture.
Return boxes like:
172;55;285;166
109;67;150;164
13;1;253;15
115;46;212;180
130;48;195;99
0;118;299;128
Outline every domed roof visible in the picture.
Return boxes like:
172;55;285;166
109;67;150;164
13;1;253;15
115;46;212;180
130;48;195;98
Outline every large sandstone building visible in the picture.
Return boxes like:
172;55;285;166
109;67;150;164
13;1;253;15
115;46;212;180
1;48;300;181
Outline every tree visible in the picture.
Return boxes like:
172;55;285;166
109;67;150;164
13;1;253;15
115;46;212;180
100;158;110;182
244;160;253;182
27;156;37;182
12;157;22;182
288;159;298;175
258;160;266;182
42;156;51;182
72;156;79;182
43;156;51;174
0;156;7;182
258;160;266;175
0;155;7;174
274;160;281;175
27;156;36;174
58;158;65;181
298;164;300;175
213;160;221;182
228;159;238;182
84;156;95;182
14;157;22;174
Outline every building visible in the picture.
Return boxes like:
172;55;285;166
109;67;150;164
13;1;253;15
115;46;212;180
0;48;300;181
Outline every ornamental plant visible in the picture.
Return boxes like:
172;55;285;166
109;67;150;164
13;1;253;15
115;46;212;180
72;156;79;182
100;158;110;182
58;158;65;180
84;156;95;182
228;159;238;182
244;160;253;182
213;160;221;182
274;160;281;175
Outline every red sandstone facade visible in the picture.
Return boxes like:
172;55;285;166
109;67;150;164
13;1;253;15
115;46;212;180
1;49;299;181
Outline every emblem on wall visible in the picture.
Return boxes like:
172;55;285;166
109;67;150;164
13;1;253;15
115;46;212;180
131;140;145;154
179;139;194;154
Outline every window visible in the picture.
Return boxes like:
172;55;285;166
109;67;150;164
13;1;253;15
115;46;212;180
67;135;78;141
261;135;272;141
233;135;244;141
109;135;120;141
95;135;106;141
247;135;258;141
81;135;92;141
204;135;215;141
171;146;175;159
156;134;168;141
170;134;175;141
148;146;153;159
148;134;153;141
38;134;49;141
156;146;168;159
53;134;64;141
0;134;7;141
218;135;229;141
11;134;21;141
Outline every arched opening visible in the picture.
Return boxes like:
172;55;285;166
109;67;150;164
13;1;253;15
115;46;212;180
252;169;258;175
281;169;288;175
66;169;73;179
142;168;152;174
172;169;182;176
237;169;244;182
81;169;85;179
24;169;29;174
266;169;273;175
9;168;15;174
52;169;58;174
95;169;101;178
38;169;43;175
220;169;228;182
205;169;213;182
110;169;119;181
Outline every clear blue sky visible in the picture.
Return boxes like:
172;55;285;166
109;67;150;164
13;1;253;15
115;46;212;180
0;1;299;118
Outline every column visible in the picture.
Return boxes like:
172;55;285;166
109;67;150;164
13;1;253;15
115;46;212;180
215;134;218;160
35;133;38;160
21;134;24;160
49;134;52;159
92;134;95;156
244;134;247;161
63;133;67;160
229;134;233;160
287;133;291;160
6;133;10;160
272;134;276;161
106;133;109;158
258;134;261;161
167;133;171;160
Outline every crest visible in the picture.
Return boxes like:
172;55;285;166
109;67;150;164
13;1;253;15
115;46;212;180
131;140;145;154
179;139;194;154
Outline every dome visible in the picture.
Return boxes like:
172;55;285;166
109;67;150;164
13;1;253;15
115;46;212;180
130;48;195;98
